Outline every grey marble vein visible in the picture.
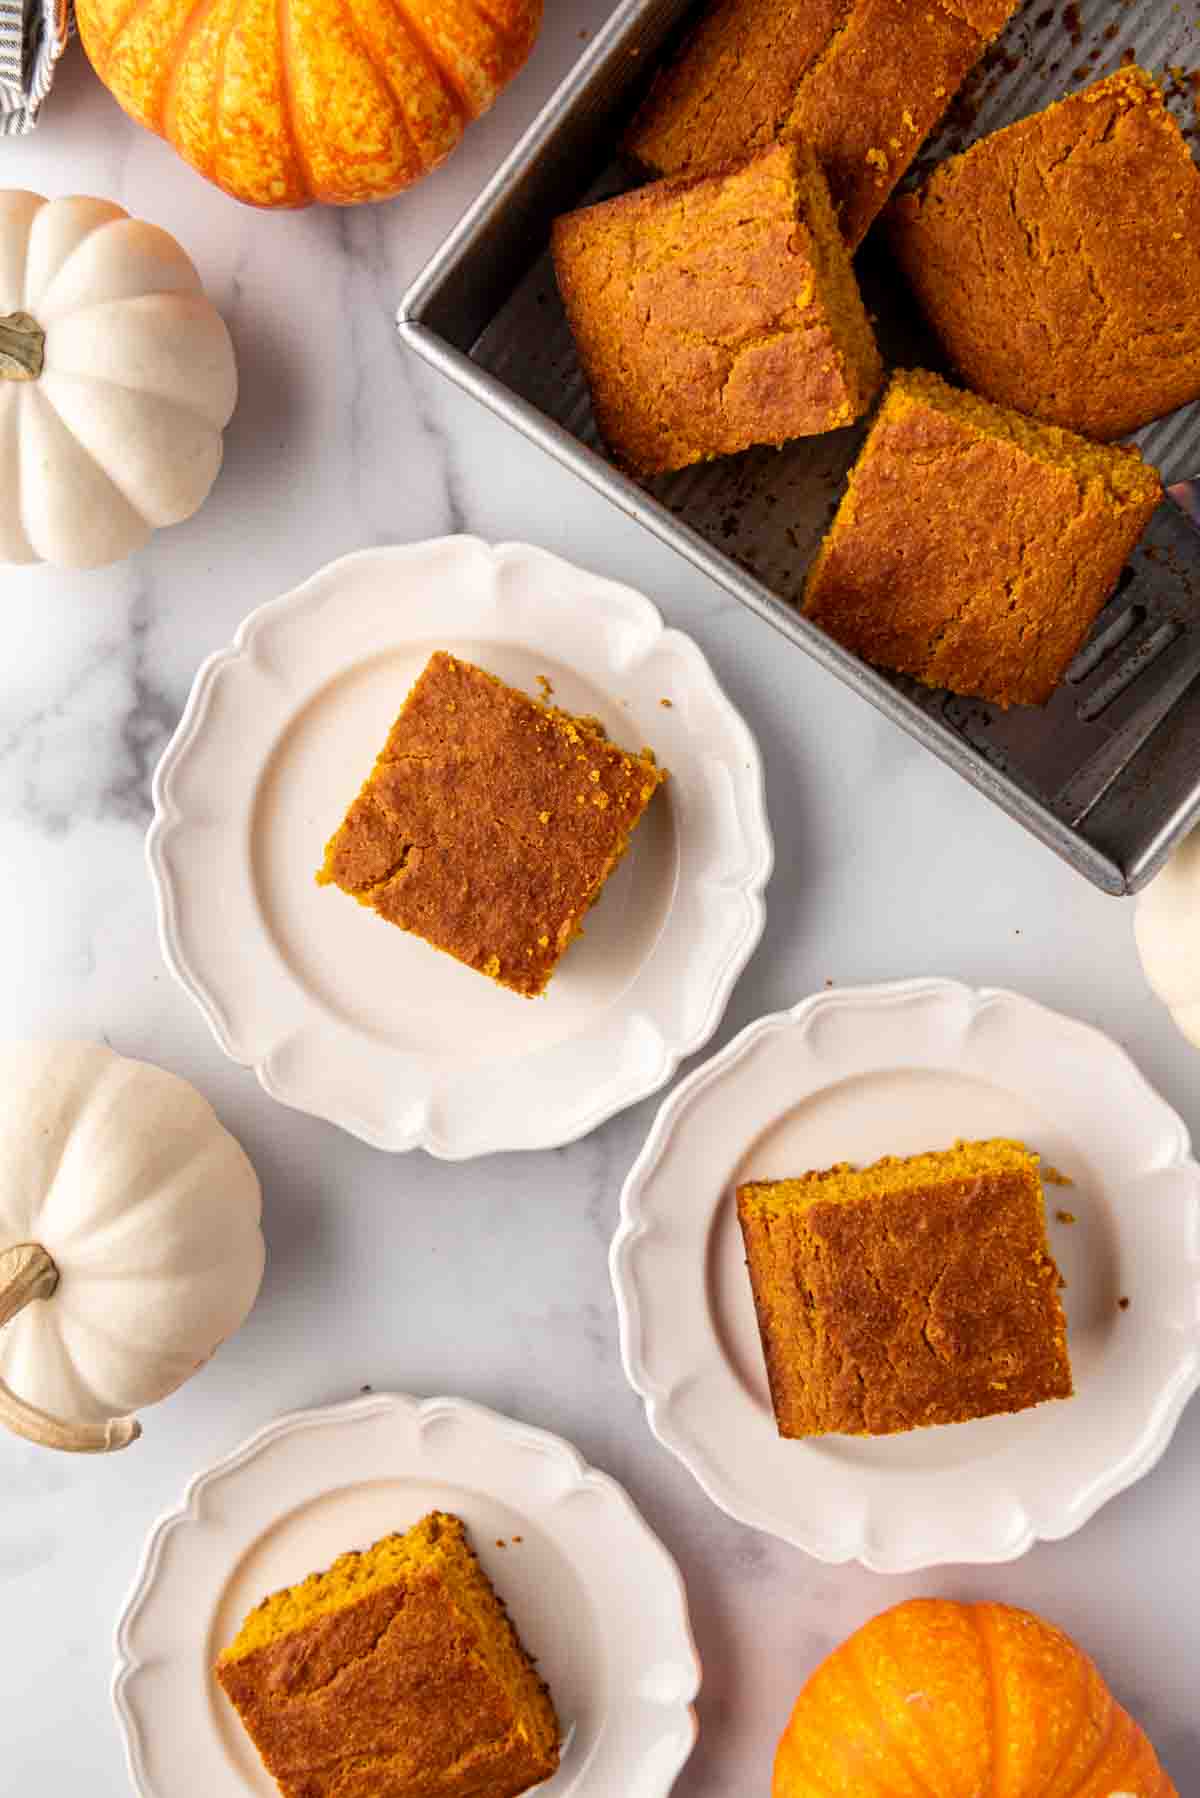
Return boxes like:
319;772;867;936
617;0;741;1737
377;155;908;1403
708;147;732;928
407;359;470;538
103;582;178;827
338;204;468;543
0;578;177;835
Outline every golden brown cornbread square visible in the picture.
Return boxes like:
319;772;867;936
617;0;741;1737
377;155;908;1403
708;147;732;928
551;139;882;477
215;1512;560;1798
737;1140;1073;1439
318;652;664;996
888;67;1200;438
803;368;1162;707
625;0;1020;248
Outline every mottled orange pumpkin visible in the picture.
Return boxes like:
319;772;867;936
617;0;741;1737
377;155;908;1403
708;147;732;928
75;0;543;208
775;1600;1177;1798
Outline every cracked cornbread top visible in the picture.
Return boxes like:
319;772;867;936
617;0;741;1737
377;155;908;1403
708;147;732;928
625;0;1020;247
552;139;881;476
888;66;1200;438
216;1512;560;1798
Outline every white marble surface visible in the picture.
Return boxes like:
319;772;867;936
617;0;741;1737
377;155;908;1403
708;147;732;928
2;19;1199;1794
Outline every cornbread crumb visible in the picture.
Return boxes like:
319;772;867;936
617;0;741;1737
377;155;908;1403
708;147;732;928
1055;1209;1077;1225
1044;1165;1075;1187
888;68;1200;437
625;0;1020;246
803;369;1161;707
318;653;664;996
215;1512;560;1798
552;140;882;476
737;1139;1073;1438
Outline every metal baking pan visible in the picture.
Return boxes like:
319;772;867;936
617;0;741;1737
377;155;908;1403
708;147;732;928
399;0;1200;894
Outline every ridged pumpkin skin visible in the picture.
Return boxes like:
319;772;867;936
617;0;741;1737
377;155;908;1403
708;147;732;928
75;0;543;208
774;1600;1176;1798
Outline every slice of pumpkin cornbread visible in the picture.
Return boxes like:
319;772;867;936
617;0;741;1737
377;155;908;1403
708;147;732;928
625;0;1020;248
552;138;882;476
803;368;1162;707
737;1139;1072;1438
888;67;1200;438
318;651;664;996
216;1511;560;1798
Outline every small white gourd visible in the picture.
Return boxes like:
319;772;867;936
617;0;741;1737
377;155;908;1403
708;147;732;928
0;190;237;569
0;1042;265;1452
1134;824;1200;1048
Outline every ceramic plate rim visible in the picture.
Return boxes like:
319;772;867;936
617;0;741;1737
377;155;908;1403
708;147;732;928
111;1391;701;1798
611;976;1200;1573
146;536;771;1157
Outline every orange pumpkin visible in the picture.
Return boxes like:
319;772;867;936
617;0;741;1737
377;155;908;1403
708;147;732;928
774;1599;1176;1798
75;0;542;208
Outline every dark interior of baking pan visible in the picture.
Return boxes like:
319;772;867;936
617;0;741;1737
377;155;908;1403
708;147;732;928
402;0;1200;893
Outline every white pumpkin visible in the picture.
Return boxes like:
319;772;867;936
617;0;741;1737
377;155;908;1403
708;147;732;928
0;1042;264;1453
0;191;237;570
1135;824;1200;1048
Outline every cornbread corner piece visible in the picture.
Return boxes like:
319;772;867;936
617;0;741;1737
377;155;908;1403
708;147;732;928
625;0;1020;248
215;1511;560;1798
888;67;1200;438
736;1139;1073;1440
803;368;1162;708
317;652;664;997
551;139;882;477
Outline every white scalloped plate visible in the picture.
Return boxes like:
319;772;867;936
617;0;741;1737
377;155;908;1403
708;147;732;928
146;537;771;1156
611;978;1200;1572
113;1393;700;1798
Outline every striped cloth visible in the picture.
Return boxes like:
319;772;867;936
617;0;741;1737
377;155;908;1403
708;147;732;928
0;0;68;135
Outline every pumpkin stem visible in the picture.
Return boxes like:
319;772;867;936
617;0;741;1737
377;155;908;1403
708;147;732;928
0;311;45;382
0;1243;141;1454
0;1241;58;1324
